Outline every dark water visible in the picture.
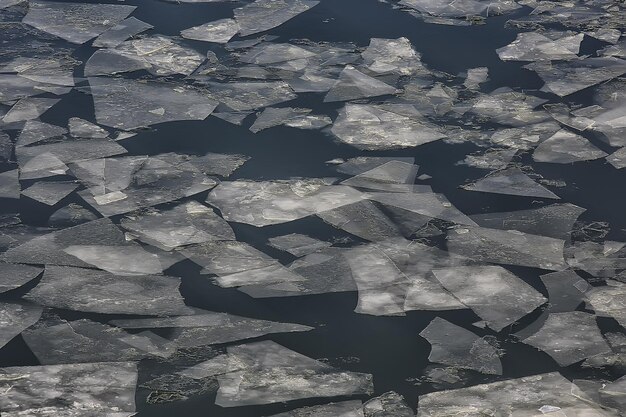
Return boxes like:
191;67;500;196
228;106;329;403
0;0;625;415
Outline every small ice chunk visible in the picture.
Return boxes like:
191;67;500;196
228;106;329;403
447;226;566;270
16;120;67;147
0;263;42;293
240;43;316;65
23;1;136;44
464;67;489;89
470;203;585;240
234;0;320;36
63;245;166;276
533;129;607;163
181;18;239;44
24;265;192;315
363;391;414;417
2;97;59;123
540;270;590;312
204;81;297;111
522;312;611;366
21;181;78;206
249;107;330;132
121;201;234;250
462;167;560;199
335;157;416;176
432;265;547;331
0;133;12;162
0;169;19;200
179;241;276;276
268;401;364;417
606;147;626;169
331;103;446;150
361;37;423;76
599;376;626;411
419;317;503;374
324;65;397;102
93;17;153;48
586;281;626;328
0;362;138;416
496;32;583;62
0;301;42;349
268;233;332;257
89;77;218;130
458;148;517;170
48;203;98;228
340;160;418;191
18;152;69;180
318;200;402;242
68;117;109;138
206;180;363;227
184;340;373;406
416;372;612;416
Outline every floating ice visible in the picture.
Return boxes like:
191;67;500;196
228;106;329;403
93;17;153;48
416;372;616;416
340;161;418;192
0;169;19;199
21;181;78;206
234;0;319;36
324;66;397;102
606;147;626;169
361;37;423;76
249;107;331;132
24;265;192;315
16;120;67;147
539;270;590;312
334;157;416;176
470;203;585;240
89;77;218;130
48;203;98;228
587;281;626;328
181;340;373;406
318;200;403;242
0;57;75;87
0;301;42;349
522;312;611;366
599;376;626;411
2;97;59;123
268;233;331;257
331;103;446;150
179;240;276;276
68;117;109;139
205;81;297;111
533;129;608;163
23;1;136;44
462;167;560;199
241;43;316;65
496;32;583;62
269;401;364;417
420;317;503;374
0;263;42;293
447;226;566;270
121;201;235;250
181;19;239;44
62;245;167;276
364;391;414;417
432;265;547;331
206;180;363;227
463;67;489;90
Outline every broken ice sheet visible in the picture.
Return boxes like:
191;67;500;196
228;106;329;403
0;301;42;349
23;1;136;44
240;42;316;65
203;81;297;111
331;103;446;150
234;0;319;36
587;280;626;328
74;153;218;216
180;340;373;406
21;181;78;206
361;37;424;76
62;245;168;276
333;157;416;176
431;265;547;331
114;311;311;348
88;77;218;130
463;67;489;90
419;317;503;374
48;203;98;228
521;312;611;366
447;226;566;270
67;117;109;139
399;0;520;21
2;97;59;123
606;146;626;169
22;318;176;364
268;233;332;257
92;17;153;48
16;119;67;147
181;19;239;44
268;400;364;417
363;391;414;417
496;31;583;62
0;362;138;416
324;65;397;102
121;201;235;251
533;129;608;163
206;179;363;227
416;372;618;417
470;203;585;240
0;57;75;87
540;270;590;313
462;167;560;199
0;263;42;293
24;265;192;315
0;169;19;199
526;57;626;97
339;160;418;192
178;240;276;276
249;107;331;133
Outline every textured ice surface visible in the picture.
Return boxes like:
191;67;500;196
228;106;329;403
318;200;403;242
432;265;547;331
0;169;19;199
0;301;42;349
416;372;618;417
540;270;590;312
21;181;78;206
24;266;192;315
324;66;398;102
182;340;373;406
496;32;583;62
16;120;67;148
533;129;608;163
207;180;363;226
462;167;560;199
23;1;136;44
181;19;239;44
93;17;153;48
206;81;297;111
362;37;423;75
363;391;413;417
89;77;218;130
249;107;331;132
0;362;138;416
447;226;566;270
234;0;319;36
587;281;626;328
0;263;42;293
420;317;502;374
269;401;364;417
268;233;332;257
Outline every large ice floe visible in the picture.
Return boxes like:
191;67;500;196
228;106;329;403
0;0;624;416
